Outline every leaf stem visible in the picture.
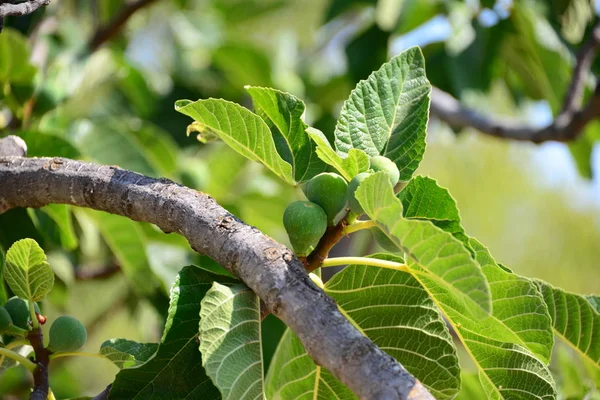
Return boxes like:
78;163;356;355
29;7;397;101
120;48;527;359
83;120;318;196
29;299;39;330
49;351;109;361
342;220;377;235
321;257;408;272
0;347;37;371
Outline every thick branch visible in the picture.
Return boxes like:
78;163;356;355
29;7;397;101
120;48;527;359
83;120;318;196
0;153;432;399
0;0;50;19
88;0;158;51
430;22;600;143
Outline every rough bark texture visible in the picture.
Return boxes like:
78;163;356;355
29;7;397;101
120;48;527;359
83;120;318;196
0;146;433;400
0;0;51;18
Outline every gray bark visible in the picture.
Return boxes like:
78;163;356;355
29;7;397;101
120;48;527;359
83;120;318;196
0;140;433;400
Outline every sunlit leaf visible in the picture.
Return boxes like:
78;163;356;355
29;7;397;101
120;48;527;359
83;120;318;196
355;173;491;314
175;98;295;185
200;283;264;400
536;280;600;372
246;86;326;182
4;239;54;302
398;176;472;254
334;47;430;181
267;254;460;399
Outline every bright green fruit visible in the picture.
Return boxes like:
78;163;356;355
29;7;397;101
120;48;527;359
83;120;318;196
48;316;87;352
0;307;13;330
347;172;371;215
306;173;348;224
371;228;401;253
283;201;327;257
4;297;40;330
370;156;400;186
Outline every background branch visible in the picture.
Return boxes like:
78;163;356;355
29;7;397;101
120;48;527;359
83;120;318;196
0;0;50;19
88;0;158;51
0;138;432;399
430;21;600;143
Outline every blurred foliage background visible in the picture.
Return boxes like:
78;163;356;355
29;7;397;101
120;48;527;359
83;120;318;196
0;0;599;398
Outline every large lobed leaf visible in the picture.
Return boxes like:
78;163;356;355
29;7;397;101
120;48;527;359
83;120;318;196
355;172;491;314
418;239;556;399
246;86;326;183
334;47;430;181
199;283;264;400
100;339;158;370
535;280;600;372
108;266;237;399
4;239;54;302
266;254;460;399
175;98;295;185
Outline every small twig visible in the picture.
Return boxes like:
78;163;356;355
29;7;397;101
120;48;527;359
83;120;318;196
306;219;348;273
27;327;50;400
75;262;121;280
88;0;158;51
430;21;600;143
0;0;51;19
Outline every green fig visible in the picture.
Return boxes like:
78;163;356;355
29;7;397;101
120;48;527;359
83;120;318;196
48;316;87;353
4;297;40;330
370;156;400;186
306;172;348;224
347;172;371;215
371;228;402;253
283;201;327;256
0;307;13;331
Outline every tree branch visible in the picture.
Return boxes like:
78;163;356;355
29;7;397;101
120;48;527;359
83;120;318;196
430;21;600;143
0;0;51;19
88;0;158;51
27;326;50;400
0;141;432;399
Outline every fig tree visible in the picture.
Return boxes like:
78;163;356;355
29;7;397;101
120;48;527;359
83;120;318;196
48;315;87;353
370;155;400;186
305;172;348;224
347;172;371;215
283;201;327;256
4;297;40;330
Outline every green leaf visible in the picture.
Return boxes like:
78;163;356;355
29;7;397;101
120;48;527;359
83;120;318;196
266;329;355;399
0;28;37;85
535;280;600;372
267;254;459;399
334;47;430;181
398;176;472;254
40;204;78;251
4;239;54;302
100;339;158;370
416;238;556;399
245;86;326;183
85;210;159;296
109;266;237;399
199;283;263;400
306;127;370;181
355;173;491;314
175;98;294;185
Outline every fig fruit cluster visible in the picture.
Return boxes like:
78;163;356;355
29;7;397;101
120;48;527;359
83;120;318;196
283;155;400;256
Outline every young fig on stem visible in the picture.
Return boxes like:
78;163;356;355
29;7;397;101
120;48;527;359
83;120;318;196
305;172;348;225
283;201;327;257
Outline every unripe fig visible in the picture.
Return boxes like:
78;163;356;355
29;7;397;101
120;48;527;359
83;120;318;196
0;307;13;331
306;173;348;224
371;228;401;253
48;316;87;353
4;297;40;330
283;201;327;257
347;172;371;215
370;156;400;186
